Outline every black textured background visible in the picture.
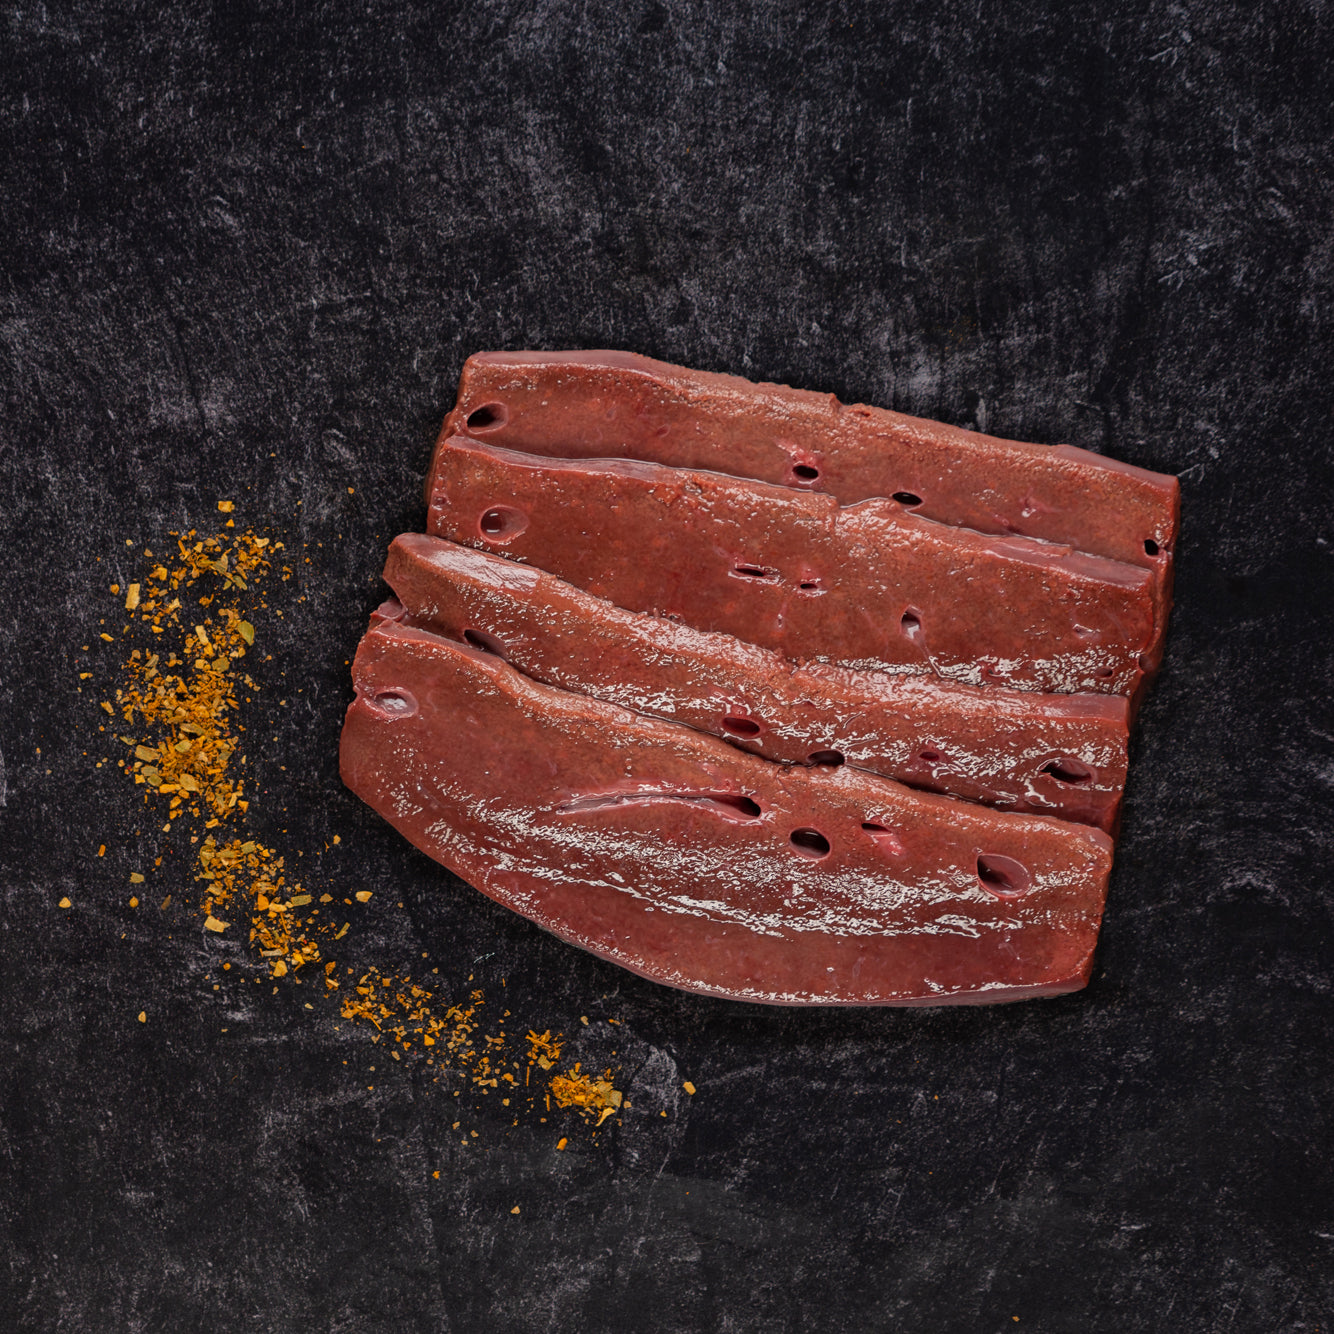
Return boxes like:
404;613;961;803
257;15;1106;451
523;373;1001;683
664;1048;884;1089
2;3;1332;1331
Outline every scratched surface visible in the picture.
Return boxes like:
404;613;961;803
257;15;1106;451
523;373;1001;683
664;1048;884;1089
1;2;1332;1331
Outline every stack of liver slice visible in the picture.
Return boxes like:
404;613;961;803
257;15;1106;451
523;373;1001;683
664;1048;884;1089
341;351;1179;1007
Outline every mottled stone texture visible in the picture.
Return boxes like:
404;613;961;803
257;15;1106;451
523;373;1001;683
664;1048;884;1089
0;2;1330;1331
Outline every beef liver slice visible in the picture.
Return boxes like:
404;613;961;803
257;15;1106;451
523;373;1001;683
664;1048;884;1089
435;349;1177;665
383;533;1130;831
426;436;1158;697
339;618;1114;1006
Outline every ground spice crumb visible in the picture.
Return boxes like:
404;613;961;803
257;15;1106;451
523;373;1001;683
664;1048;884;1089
510;1206;520;1215
129;897;139;908
550;1066;624;1124
58;897;71;909
137;1011;146;1023
556;1138;568;1151
683;1081;696;1095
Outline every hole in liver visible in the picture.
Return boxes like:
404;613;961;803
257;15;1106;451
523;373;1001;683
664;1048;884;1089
365;687;418;719
789;827;831;859
977;853;1032;898
721;715;763;737
807;750;844;766
798;580;821;592
1040;757;1094;785
861;822;906;855
557;790;761;821
919;749;943;764
1144;538;1160;556
892;491;923;506
717;795;762;818
463;628;506;657
478;506;529;542
1094;666;1115;679
900;608;924;642
466;403;508;431
733;564;778;581
792;464;820;481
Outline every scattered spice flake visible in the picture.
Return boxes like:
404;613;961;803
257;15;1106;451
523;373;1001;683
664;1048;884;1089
203;915;229;933
550;1065;624;1124
556;1137;568;1151
354;890;372;903
197;836;320;978
683;1081;696;1095
527;1029;563;1071
137;1011;147;1023
130;872;145;883
125;583;141;611
58;897;71;909
217;501;235;512
114;533;274;825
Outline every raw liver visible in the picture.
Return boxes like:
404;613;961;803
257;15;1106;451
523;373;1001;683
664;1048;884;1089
435;349;1178;667
426;436;1159;697
340;617;1114;1006
382;533;1130;831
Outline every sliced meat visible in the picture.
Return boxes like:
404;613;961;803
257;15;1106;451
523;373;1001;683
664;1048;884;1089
383;533;1130;831
340;618;1114;1006
426;436;1158;697
436;349;1178;667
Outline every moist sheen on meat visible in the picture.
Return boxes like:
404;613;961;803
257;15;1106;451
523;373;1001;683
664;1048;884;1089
427;435;1159;697
382;533;1130;831
339;617;1115;1006
435;348;1178;665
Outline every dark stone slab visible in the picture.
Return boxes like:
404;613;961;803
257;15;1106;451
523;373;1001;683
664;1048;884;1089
1;2;1330;1330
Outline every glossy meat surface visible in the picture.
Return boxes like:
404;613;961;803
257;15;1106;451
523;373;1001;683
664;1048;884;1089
436;348;1178;665
383;533;1130;830
339;619;1114;1006
427;436;1159;696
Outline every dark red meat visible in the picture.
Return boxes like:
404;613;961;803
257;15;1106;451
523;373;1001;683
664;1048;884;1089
339;618;1114;1006
383;533;1130;831
435;349;1178;667
427;436;1159;697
